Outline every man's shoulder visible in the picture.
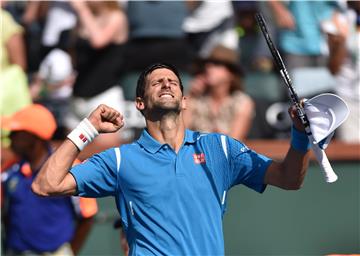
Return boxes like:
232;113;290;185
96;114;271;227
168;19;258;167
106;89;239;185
194;132;250;155
116;141;143;158
193;131;225;142
120;140;141;150
190;132;229;152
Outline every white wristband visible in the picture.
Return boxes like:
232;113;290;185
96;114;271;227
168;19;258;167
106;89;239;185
67;118;99;151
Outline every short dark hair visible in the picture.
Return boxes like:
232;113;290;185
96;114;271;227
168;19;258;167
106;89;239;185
136;63;184;98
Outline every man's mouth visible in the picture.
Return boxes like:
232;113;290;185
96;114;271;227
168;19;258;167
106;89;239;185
159;92;174;98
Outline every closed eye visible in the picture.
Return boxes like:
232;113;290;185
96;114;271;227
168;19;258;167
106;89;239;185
170;80;179;86
150;78;179;86
151;81;161;86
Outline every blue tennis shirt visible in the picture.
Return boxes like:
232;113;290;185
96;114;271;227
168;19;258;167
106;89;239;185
70;129;272;255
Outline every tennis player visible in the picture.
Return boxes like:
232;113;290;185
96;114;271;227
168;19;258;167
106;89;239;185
32;63;311;255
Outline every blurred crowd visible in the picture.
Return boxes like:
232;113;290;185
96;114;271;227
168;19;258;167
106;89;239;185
0;1;359;255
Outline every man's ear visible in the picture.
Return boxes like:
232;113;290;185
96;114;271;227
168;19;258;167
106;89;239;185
181;96;187;110
135;97;145;111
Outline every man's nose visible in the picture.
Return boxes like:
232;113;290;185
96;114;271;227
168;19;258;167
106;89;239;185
161;79;171;88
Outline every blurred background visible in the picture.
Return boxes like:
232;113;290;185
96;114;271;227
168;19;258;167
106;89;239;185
1;0;359;255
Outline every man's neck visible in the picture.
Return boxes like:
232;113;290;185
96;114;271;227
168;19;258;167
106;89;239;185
145;113;186;153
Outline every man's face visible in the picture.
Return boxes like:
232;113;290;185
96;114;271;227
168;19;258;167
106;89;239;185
204;63;233;88
136;68;186;115
9;131;38;158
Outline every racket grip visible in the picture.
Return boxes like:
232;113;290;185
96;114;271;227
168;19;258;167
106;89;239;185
311;143;338;183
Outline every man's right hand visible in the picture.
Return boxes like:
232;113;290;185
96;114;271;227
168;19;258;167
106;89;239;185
88;104;124;133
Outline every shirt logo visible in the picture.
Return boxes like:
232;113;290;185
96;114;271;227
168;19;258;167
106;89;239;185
193;153;206;164
79;134;87;143
8;176;19;193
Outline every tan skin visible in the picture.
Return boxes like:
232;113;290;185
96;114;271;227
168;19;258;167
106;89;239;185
32;68;309;197
268;1;296;30
70;1;128;49
327;11;351;75
6;32;27;71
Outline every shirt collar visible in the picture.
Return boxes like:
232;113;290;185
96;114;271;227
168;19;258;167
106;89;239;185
137;129;197;154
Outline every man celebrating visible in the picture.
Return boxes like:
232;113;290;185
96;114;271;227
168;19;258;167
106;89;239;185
32;63;310;255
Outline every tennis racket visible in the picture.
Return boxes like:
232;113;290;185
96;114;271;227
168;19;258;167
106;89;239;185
255;13;338;183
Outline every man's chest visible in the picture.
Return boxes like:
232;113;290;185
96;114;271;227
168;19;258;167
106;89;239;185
119;145;221;210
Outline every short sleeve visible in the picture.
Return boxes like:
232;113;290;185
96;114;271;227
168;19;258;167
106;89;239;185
70;148;118;197
1;10;23;43
227;137;272;193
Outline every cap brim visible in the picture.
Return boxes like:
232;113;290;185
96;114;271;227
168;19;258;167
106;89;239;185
1;116;13;130
1;116;25;133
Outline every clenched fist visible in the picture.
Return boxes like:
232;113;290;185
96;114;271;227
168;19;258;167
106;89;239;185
87;104;124;133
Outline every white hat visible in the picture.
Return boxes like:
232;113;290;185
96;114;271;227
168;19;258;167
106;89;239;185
39;48;73;84
304;93;349;144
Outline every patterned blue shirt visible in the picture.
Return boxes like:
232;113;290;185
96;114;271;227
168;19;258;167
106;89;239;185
70;129;272;255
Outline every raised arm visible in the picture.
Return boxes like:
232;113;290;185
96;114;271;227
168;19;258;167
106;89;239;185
32;104;124;196
70;1;128;49
326;12;349;75
264;105;311;190
267;1;296;29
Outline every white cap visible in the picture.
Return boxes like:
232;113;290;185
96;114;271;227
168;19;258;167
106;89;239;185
304;93;350;144
39;48;73;84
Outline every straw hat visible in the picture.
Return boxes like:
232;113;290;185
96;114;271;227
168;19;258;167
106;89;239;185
194;44;244;76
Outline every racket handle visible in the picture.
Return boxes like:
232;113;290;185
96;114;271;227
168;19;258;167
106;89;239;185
311;144;338;183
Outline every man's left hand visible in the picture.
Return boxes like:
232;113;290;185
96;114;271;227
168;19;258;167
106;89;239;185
288;104;305;132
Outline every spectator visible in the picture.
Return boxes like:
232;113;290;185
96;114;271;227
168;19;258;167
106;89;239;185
19;1;48;73
268;1;341;98
268;1;339;70
183;0;238;58
66;1;128;159
1;104;98;255
30;48;76;140
0;7;31;168
233;1;274;73
40;1;77;56
19;1;76;72
123;1;193;89
0;7;31;117
184;45;254;141
1;7;26;71
326;2;360;143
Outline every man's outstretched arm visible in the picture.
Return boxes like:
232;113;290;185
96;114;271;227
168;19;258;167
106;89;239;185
264;105;311;190
32;104;124;196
